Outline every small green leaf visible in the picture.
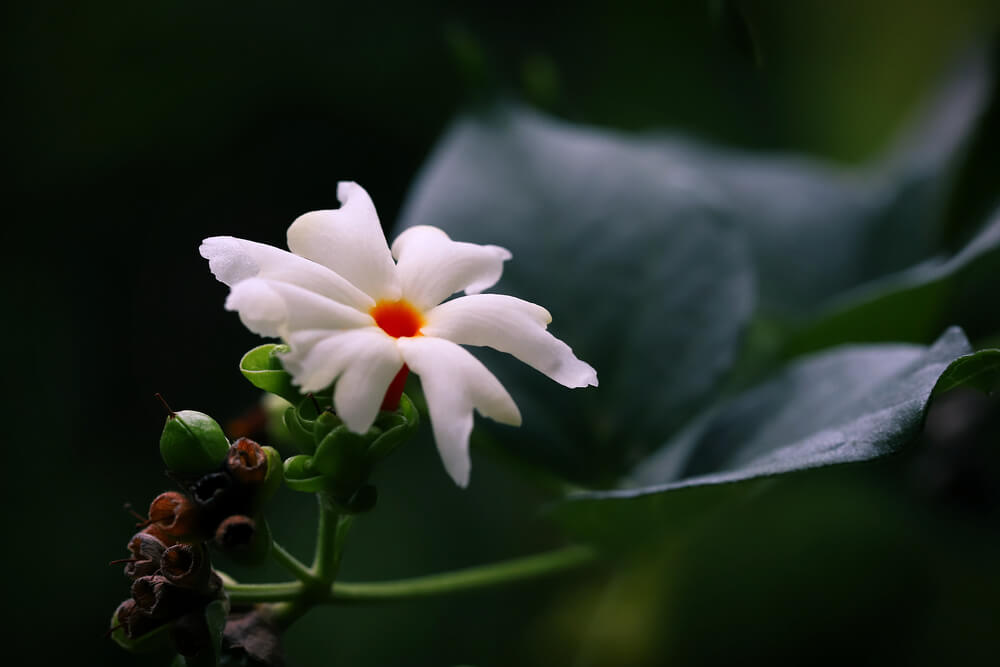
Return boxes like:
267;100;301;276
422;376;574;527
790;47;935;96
239;344;304;405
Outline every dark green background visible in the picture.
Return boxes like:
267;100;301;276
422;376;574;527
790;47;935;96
5;2;999;665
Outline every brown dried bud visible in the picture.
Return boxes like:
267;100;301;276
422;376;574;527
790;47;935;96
148;491;202;540
115;598;160;639
214;514;257;551
160;543;211;591
122;531;167;580
131;575;200;620
225;437;268;486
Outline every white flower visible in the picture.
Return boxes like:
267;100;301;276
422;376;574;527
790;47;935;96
200;182;597;487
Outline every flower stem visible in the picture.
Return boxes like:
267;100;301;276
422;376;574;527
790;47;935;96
270;541;313;582
225;581;303;603
327;544;599;603
312;496;353;582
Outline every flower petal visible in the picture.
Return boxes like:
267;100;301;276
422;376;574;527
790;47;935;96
397;336;521;487
391;225;512;310
423;294;598;388
281;328;403;430
287;182;401;301
200;236;373;312
225;278;372;339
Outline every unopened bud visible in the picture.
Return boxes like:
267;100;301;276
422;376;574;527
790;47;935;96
226;438;267;486
148;491;202;540
160;409;230;475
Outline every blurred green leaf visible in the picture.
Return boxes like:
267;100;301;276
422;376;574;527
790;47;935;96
783;210;1000;356
399;107;756;481
398;53;987;480
551;327;978;547
931;348;1000;397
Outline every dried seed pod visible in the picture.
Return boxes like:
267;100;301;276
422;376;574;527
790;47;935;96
226;437;267;486
148;491;202;540
131;575;199;620
160;543;211;591
122;531;167;580
213;514;271;564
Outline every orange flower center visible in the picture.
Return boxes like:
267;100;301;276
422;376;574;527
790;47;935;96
370;299;424;338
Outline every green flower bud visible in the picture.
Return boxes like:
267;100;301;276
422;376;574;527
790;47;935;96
282;455;326;493
312;426;370;495
368;394;420;461
159;410;230;475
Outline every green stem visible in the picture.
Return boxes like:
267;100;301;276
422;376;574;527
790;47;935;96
329;545;598;603
223;545;599;606
311;496;341;582
270;541;313;582
225;581;303;603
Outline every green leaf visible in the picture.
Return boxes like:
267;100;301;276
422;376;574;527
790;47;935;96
783;210;1000;357
239;344;304;405
396;56;987;480
399;107;755;481
551;328;979;547
930;348;1000;397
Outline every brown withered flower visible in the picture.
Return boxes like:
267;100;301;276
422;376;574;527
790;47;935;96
226;437;268;486
121;531;168;580
148;491;203;540
160;543;211;591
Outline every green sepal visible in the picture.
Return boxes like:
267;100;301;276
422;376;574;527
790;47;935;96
259;446;284;502
368;393;420;461
283;454;326;492
110;609;173;654
312;410;344;446
160;410;230;475
312;426;371;493
239;344;304;405
282;406;316;454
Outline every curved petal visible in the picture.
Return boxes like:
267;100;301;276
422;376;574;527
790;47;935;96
200;236;373;312
225;278;372;339
398;336;521;487
280;328;403;429
391;225;512;310
287;182;401;301
424;294;598;388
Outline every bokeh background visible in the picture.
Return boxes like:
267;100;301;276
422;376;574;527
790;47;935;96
5;1;999;665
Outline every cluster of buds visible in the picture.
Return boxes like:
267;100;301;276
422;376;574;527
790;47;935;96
110;406;282;658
